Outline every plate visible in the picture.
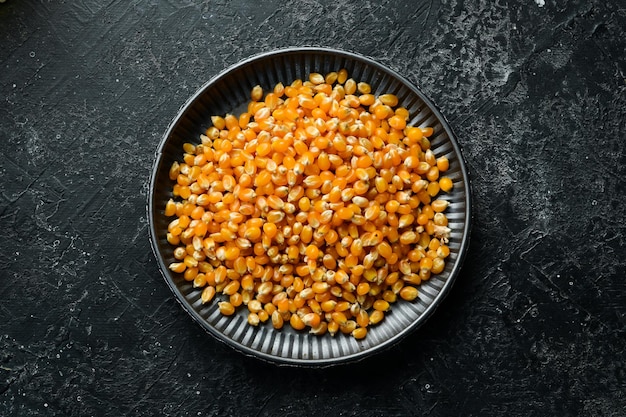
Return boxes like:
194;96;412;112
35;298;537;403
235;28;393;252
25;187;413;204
148;47;471;366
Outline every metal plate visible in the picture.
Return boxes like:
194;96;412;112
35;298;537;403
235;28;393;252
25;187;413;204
148;47;471;366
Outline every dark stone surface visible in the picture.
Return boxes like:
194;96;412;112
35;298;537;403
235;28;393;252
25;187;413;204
1;0;625;415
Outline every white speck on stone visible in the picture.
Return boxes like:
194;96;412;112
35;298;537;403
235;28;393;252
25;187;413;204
535;0;545;7
44;403;48;408
12;84;16;88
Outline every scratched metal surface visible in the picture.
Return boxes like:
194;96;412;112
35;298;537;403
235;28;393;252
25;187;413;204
1;0;625;416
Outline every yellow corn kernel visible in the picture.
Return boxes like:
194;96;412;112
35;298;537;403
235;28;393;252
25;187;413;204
373;299;390;312
431;199;449;213
340;320;357;334
369;310;384;325
356;309;369;328
201;286;216;304
168;262;186;273
257;310;269;322
271;310;284;329
431;257;445;274
352;327;367;340
309;321;328;336
379;94;398;107
290;313;306;330
218;301;235;316
439;176;453;192
222;280;240;296
399;286;419;301
229;292;243;307
302;312;321;328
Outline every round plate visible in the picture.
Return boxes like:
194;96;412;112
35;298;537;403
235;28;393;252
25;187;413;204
148;47;471;366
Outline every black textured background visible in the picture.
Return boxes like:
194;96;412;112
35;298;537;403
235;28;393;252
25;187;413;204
1;1;625;416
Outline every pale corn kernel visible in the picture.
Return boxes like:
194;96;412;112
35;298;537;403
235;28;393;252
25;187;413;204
271;310;284;329
247;312;260;326
309;73;325;85
251;85;264;101
344;79;357;95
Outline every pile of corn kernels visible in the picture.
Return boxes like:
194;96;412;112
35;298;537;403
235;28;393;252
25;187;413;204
164;69;452;339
